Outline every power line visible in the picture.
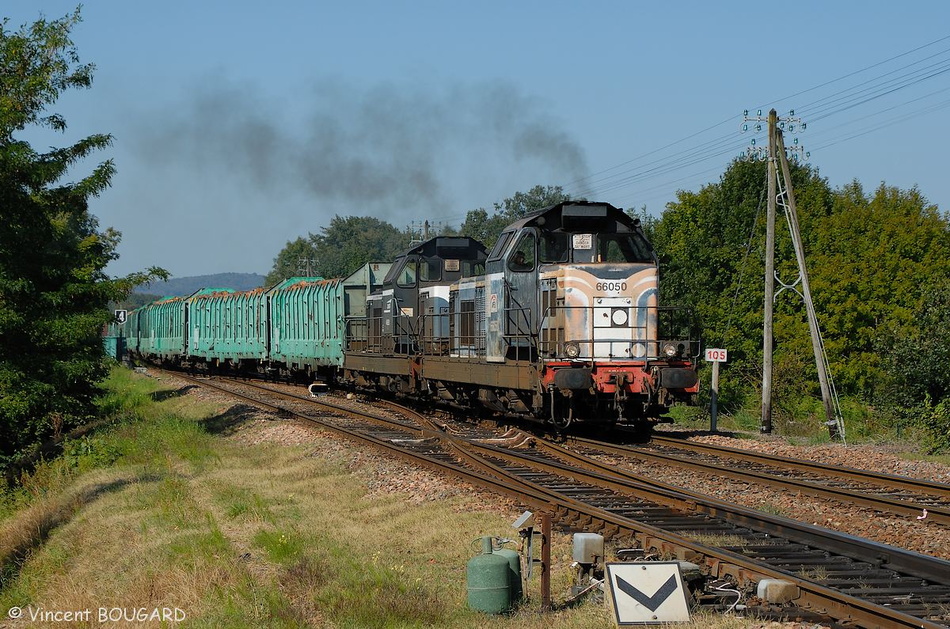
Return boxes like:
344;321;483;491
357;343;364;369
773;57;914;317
569;34;950;209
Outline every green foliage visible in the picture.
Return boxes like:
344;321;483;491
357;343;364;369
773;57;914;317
61;435;122;472
459;184;573;250
652;157;950;440
651;159;785;412
877;281;950;451
264;236;318;286
806;183;950;395
314;215;408;278
0;10;93;138
0;10;166;471
265;216;407;283
921;400;950;453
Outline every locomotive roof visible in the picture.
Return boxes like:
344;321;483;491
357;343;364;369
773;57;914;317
395;236;487;260
503;200;641;234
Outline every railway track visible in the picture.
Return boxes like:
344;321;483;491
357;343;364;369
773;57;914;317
566;433;950;526
164;372;950;629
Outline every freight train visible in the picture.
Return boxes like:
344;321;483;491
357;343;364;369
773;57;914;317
110;201;699;431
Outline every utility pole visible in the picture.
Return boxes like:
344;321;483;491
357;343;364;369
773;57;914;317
774;130;843;441
297;257;317;277
744;108;845;442
761;110;777;435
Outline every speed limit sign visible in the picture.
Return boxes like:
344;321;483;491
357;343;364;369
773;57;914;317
704;348;728;362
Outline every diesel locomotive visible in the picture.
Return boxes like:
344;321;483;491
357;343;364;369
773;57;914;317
116;201;699;431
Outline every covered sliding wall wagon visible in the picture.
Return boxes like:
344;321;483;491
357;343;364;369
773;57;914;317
186;287;269;365
130;296;187;362
267;277;346;374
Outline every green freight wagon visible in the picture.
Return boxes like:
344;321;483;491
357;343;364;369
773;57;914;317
267;277;345;378
186;287;268;368
134;296;187;363
342;262;391;318
125;307;142;357
102;320;126;361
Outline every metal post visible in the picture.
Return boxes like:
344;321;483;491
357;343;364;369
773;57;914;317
540;512;552;612
710;360;720;432
761;109;777;434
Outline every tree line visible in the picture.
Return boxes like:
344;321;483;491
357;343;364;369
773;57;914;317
648;159;950;449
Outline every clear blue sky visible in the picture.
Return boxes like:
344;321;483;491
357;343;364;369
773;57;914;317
6;1;950;278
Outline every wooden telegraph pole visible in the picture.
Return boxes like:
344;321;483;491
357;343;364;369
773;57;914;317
753;108;845;441
773;130;843;441
761;110;777;435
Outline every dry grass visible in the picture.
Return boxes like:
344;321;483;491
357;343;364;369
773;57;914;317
686;534;749;549
0;369;795;628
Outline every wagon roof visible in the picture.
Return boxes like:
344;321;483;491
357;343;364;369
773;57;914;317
268;276;342;292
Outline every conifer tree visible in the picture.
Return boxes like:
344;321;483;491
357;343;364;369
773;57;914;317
0;9;164;469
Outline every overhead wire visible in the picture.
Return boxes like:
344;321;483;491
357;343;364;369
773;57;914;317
569;35;950;209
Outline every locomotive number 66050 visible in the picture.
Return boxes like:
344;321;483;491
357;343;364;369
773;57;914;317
595;281;627;292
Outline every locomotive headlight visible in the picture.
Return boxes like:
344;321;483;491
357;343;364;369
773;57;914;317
564;341;581;359
662;342;679;357
611;308;628;326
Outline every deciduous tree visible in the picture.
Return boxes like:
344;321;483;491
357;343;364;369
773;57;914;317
459;184;573;250
264;236;319;286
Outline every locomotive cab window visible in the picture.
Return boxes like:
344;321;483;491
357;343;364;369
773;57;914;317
462;260;485;277
600;234;654;263
395;258;417;288
508;233;536;272
539;232;569;264
488;232;514;261
419;258;441;282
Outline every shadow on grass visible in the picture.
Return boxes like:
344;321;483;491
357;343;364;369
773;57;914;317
0;474;162;589
3;416;119;489
200;404;268;436
150;385;198;403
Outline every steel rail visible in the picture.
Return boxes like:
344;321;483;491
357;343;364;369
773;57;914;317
486;434;950;584
568;435;950;525
650;434;950;498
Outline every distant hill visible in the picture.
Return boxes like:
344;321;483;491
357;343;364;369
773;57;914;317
136;273;267;297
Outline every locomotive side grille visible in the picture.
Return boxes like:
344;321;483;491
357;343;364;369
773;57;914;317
474;289;486;353
540;285;564;356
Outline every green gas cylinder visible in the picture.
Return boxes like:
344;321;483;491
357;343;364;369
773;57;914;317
493;547;523;604
466;537;511;614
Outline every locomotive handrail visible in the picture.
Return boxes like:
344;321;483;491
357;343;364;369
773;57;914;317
535;303;698;361
411;302;698;361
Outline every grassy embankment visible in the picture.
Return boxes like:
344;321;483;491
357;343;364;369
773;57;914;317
0;368;776;628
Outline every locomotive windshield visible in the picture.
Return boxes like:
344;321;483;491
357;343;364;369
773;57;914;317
390;256;417;288
501;229;653;265
600;233;654;263
539;233;569;263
